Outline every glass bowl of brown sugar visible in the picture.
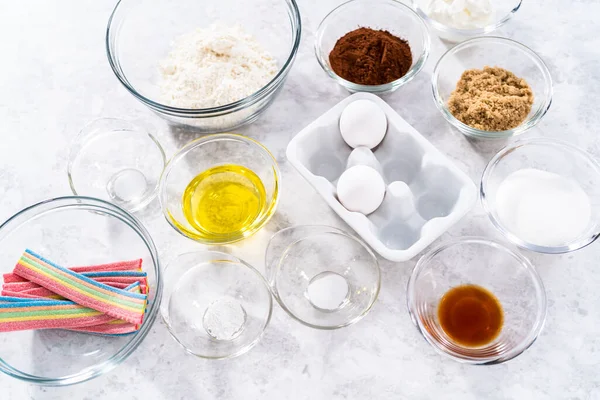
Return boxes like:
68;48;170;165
315;0;430;94
432;37;553;139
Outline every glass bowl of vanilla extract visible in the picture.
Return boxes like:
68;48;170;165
407;237;546;364
158;134;280;244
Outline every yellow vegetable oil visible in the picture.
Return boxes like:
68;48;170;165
181;164;267;238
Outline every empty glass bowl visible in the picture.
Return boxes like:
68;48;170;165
481;138;600;253
161;251;272;359
413;0;522;43
106;0;301;131
158;134;280;244
315;0;430;94
68;118;166;212
265;226;380;329
407;237;546;364
432;37;552;139
0;197;161;385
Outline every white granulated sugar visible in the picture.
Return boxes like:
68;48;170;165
495;168;592;247
160;23;278;109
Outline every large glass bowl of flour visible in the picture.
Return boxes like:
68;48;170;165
106;0;301;132
481;138;600;254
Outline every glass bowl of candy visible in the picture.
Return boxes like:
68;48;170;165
315;0;430;94
161;251;272;359
0;197;161;385
481;138;600;253
407;237;546;364
413;0;522;43
265;225;380;329
158;134;280;245
106;0;301;132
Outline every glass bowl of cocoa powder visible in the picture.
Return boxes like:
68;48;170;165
315;0;430;94
432;37;553;139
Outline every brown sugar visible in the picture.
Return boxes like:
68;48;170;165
448;66;534;131
329;27;412;85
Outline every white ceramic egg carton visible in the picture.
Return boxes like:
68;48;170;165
286;93;477;262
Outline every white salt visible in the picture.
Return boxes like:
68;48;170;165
306;272;349;311
495;168;591;247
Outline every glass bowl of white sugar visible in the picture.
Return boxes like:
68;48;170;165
413;0;522;43
106;0;301;132
481;138;600;254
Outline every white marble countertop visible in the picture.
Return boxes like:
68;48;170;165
1;0;599;398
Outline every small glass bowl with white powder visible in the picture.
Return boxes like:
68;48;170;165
161;251;272;359
413;0;522;42
265;226;381;330
481;138;600;254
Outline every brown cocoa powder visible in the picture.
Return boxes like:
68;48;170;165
329;27;412;85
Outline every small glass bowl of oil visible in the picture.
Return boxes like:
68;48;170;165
407;237;547;364
159;134;280;244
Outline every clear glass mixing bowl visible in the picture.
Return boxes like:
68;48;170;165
0;197;161;385
158;134;280;245
481;138;600;253
67;118;166;213
413;0;522;43
315;0;430;94
407;237;546;364
265;226;380;329
106;0;301;131
161;251;272;359
432;37;552;139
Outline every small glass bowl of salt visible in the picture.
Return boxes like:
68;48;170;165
265;226;381;330
481;138;600;254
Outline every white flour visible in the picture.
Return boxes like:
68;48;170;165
495;168;592;247
160;23;278;109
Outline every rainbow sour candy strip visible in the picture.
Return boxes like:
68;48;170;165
13;250;147;325
68;282;144;335
0;297;115;332
0;283;145;333
3;268;146;286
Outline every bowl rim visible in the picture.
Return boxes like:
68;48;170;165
105;0;302;116
314;0;431;93
66;117;167;213
160;250;273;360
158;133;281;245
267;225;381;330
0;196;162;386
406;236;547;365
412;0;522;36
431;36;553;139
481;137;600;253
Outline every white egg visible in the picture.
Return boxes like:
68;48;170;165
337;165;386;214
339;99;387;149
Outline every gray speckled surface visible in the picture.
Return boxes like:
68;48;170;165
1;0;600;398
